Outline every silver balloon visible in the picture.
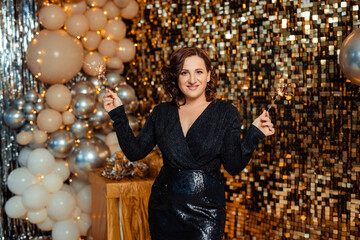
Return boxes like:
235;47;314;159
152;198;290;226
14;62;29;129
68;137;110;179
339;28;360;86
106;72;124;89
127;114;139;131
124;99;139;114
25;89;39;103
25;113;37;122
47;130;76;158
88;76;103;89
37;96;45;104
89;103;110;129
70;120;92;138
21;123;39;133
71;81;96;98
35;102;45;112
3;107;26;129
14;97;26;110
71;94;96;119
116;84;136;104
23;102;35;114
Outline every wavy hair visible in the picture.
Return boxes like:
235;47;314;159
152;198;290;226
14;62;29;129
161;47;217;107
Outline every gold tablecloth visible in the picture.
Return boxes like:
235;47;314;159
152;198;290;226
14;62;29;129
89;170;155;240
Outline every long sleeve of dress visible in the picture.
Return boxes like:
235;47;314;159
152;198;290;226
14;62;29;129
221;106;265;175
108;105;157;161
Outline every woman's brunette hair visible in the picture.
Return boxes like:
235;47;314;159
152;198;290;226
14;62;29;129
161;47;217;107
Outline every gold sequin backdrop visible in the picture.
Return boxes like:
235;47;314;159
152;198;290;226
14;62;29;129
124;0;360;239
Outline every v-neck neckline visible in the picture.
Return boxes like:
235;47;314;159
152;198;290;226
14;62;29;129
176;100;214;139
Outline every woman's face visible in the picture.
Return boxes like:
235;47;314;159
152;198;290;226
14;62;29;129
178;55;211;102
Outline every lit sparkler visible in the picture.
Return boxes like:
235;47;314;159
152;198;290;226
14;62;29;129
267;83;294;111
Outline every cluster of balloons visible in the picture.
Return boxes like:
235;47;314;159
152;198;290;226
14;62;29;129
339;28;360;87
5;147;92;240
3;75;140;239
26;0;138;84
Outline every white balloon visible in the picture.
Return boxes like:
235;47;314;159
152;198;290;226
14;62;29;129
37;217;56;231
76;184;92;213
43;172;64;193
76;212;91;235
63;0;87;15
52;220;80;240
102;1;120;19
54;159;71;181
7;167;37;195
27;148;55;176
47;191;76;221
70;176;89;192
60;184;76;197
18;147;33;167
5;196;27;218
27;208;47;224
22;184;49;210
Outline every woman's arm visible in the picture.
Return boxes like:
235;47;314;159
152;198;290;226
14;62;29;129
221;106;273;175
104;89;157;161
108;105;157;161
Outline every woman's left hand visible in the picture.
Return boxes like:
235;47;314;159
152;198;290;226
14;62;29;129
252;110;275;137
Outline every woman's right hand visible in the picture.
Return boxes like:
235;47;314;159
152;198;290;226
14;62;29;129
103;88;123;112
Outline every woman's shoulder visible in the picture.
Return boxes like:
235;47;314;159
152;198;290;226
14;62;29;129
213;99;238;114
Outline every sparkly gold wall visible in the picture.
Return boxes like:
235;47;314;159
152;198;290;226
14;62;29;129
125;0;360;239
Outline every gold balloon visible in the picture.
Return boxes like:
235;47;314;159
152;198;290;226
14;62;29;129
62;0;87;15
38;5;66;30
82;51;106;76
46;84;72;112
37;109;63;133
98;39;117;57
64;13;89;37
26;30;84;84
101;19;126;41
102;1;120;19
116;38;136;63
81;31;101;51
84;8;107;31
120;0;139;19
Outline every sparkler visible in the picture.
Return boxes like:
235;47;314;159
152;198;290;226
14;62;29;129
267;83;294;111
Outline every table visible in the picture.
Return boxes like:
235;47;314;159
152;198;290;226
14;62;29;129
89;170;155;240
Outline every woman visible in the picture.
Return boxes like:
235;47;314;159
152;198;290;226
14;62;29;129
103;47;274;239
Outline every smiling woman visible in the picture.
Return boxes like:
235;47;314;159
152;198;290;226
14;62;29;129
103;47;275;240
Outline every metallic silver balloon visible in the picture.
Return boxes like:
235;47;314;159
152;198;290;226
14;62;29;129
47;130;76;158
71;81;96;98
68;137;110;179
37;96;45;104
21;123;39;133
14;97;26;110
70;120;92;138
339;28;360;86
35;102;45;112
3;107;26;129
23;102;35;114
71;94;96;119
116;84;136;104
89;103;110;129
124;99;139;114
105;72;124;89
127;114;139;131
25;89;39;103
25;113;37;122
88;76;102;89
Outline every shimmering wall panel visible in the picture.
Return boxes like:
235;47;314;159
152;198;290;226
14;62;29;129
125;0;359;239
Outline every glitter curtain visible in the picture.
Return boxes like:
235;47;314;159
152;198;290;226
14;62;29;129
0;0;47;238
124;0;360;239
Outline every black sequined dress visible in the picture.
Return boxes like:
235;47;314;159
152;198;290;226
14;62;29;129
108;99;265;240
